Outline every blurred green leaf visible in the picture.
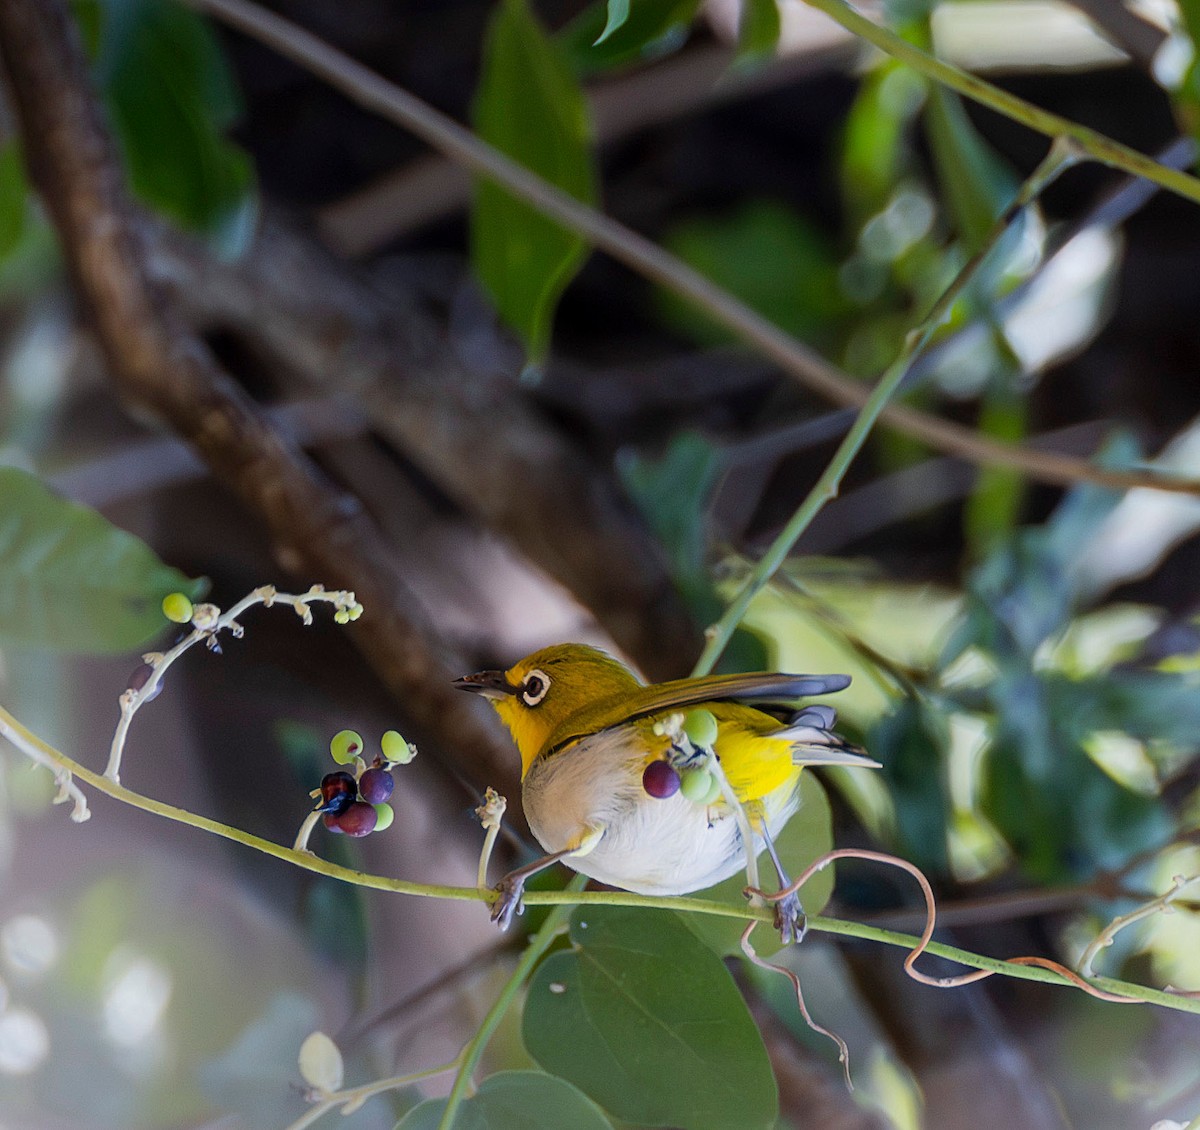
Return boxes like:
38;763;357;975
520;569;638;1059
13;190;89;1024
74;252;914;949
398;1071;613;1129
68;0;104;55
966;440;1136;658
559;0;699;75
871;697;950;873
981;673;1170;882
1170;1;1200;134
923;85;1016;254
738;0;780;64
472;0;597;360
0;142;28;261
595;0;630;44
840;63;924;223
92;0;256;248
684;771;834;957
658;201;848;348
0;467;203;653
620;431;721;609
620;432;766;671
964;377;1028;557
523;906;777;1129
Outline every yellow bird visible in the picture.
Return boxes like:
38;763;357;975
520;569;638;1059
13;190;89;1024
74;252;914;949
455;642;878;939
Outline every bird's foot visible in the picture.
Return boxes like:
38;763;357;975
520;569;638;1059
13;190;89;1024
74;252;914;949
490;872;527;930
773;889;807;946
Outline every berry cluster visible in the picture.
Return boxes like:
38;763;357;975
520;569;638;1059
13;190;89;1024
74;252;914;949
642;708;724;806
312;728;415;838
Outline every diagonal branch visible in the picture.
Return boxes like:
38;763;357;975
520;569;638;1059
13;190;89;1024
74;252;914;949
0;0;521;800
148;214;701;680
184;0;1200;500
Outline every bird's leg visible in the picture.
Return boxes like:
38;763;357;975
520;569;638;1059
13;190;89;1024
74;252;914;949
759;825;807;945
490;849;576;930
490;824;605;930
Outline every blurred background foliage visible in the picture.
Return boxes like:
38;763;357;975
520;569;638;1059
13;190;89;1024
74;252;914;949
3;0;1200;1126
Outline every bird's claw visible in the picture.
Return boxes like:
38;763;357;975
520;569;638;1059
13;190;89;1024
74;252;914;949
773;890;807;946
490;874;526;930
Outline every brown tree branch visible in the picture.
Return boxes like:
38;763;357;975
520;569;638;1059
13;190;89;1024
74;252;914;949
148;214;701;680
0;0;522;800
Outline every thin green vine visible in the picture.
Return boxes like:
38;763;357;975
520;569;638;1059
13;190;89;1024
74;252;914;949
2;703;1198;1016
692;140;1078;676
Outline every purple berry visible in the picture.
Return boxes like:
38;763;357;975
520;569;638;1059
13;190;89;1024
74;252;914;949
318;771;357;815
322;812;345;833
126;663;162;702
329;801;378;837
643;760;681;799
358;767;394;804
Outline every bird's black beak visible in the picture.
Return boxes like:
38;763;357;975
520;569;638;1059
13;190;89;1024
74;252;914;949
453;670;518;699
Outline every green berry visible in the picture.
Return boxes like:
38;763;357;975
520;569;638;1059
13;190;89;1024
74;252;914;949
162;592;194;624
381;730;415;764
348;603;363;621
680;767;715;803
329;729;363;765
372;803;395;832
334;609;350;625
683;709;719;749
700;773;723;805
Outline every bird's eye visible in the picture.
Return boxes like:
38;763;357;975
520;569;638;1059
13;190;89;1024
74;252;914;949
522;669;550;706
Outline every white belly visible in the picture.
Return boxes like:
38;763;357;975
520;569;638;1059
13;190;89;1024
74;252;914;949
521;727;799;896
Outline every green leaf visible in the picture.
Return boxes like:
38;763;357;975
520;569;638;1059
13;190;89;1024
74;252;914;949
684;771;834;957
594;0;630;44
619;430;722;610
871;697;950;874
923;85;1016;254
839;62;924;223
523;906;778;1129
396;1070;613;1129
92;0;256;248
560;0;699;75
657;201;848;348
0;467;202;653
0;142;29;262
472;0;598;360
738;0;780;63
980;672;1170;883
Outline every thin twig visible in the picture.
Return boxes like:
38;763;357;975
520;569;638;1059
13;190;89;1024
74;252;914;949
692;142;1077;675
748;848;1144;1003
183;0;1200;499
5;703;1199;1014
1078;873;1200;981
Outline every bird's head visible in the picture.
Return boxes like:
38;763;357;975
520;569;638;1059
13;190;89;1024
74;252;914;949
455;643;641;776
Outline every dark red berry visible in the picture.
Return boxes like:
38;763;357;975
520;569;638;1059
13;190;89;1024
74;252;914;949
322;812;345;833
358;767;394;805
642;760;680;799
329;801;378;837
126;663;162;702
318;771;357;815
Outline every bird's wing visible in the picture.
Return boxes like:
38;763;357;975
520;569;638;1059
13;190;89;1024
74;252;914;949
542;671;851;757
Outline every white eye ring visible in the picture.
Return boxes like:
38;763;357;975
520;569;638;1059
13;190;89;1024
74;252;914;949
521;669;551;706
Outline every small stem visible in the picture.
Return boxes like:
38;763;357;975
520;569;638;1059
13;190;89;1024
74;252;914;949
437;875;586;1130
803;0;1200;205
477;824;501;891
1078;873;1200;979
285;1060;460;1130
691;142;1074;676
106;585;358;781
293;810;322;853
